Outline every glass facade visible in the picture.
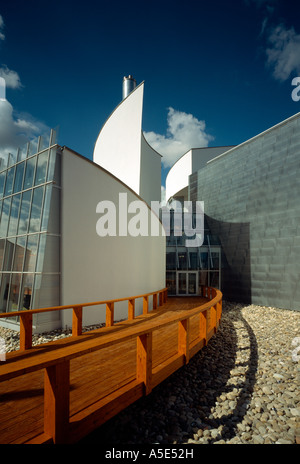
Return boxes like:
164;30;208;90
0;130;61;321
165;212;221;296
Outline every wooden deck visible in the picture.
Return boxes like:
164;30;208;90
0;293;222;444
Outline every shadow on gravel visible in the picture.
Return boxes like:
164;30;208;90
80;302;258;444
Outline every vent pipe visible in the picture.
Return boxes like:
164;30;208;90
122;75;137;99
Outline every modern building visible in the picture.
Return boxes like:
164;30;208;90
167;112;300;311
0;76;299;336
165;147;235;297
0;78;166;333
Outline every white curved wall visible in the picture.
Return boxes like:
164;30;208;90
61;148;166;328
93;83;144;195
93;82;161;205
165;150;192;202
166;146;236;202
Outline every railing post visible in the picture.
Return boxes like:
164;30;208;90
44;361;70;444
106;302;114;327
159;292;163;307
153;293;157;310
178;318;190;364
199;309;208;345
143;296;149;315
72;306;83;336
128;299;135;320
164;289;168;303
20;313;32;350
136;333;152;395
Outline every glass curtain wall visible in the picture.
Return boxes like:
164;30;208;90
0;130;61;320
165;211;221;296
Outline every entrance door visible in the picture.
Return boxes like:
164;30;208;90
177;272;198;295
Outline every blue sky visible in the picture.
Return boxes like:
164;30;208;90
0;0;299;189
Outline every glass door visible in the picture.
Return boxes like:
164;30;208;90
188;272;197;295
177;272;198;295
178;272;187;295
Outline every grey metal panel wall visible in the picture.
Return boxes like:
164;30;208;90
189;114;300;310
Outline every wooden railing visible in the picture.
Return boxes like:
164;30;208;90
0;286;222;444
0;287;168;351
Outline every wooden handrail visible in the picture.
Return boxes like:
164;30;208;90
0;287;168;351
0;286;222;444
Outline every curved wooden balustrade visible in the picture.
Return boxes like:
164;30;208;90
0;288;169;351
0;286;222;444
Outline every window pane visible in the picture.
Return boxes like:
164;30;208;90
18;190;32;235
199;271;208;287
13;161;25;193
36;234;60;272
4;166;15;196
23;156;36;190
2;238;15;271
210;252;220;270
178;251;187;270
7;273;22;312
28;139;38;157
7;194;21;237
20;273;34;310
29;186;44;233
0;238;5;270
0;274;11;312
0;171;6;199
178;273;187;294
0;197;11;237
166;271;176;295
41;185;60;234
166;251;176;270
200;252;208;270
189;251;198;270
34;151;48;186
47;148;61;185
24;234;38;272
13;236;26;271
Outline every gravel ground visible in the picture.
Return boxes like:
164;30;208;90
1;301;299;444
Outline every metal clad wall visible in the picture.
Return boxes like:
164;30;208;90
189;114;300;310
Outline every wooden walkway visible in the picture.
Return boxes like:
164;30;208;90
0;291;222;444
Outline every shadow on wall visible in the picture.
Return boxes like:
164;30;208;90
206;215;252;304
81;302;258;444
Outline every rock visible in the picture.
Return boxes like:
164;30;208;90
290;408;300;417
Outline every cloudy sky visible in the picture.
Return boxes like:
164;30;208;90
0;0;299;188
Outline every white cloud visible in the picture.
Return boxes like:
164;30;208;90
0;15;5;41
0;99;49;161
266;24;300;81
0;65;22;89
144;107;214;168
0;14;50;162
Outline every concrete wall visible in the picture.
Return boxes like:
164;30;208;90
61;148;166;328
189;113;300;310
